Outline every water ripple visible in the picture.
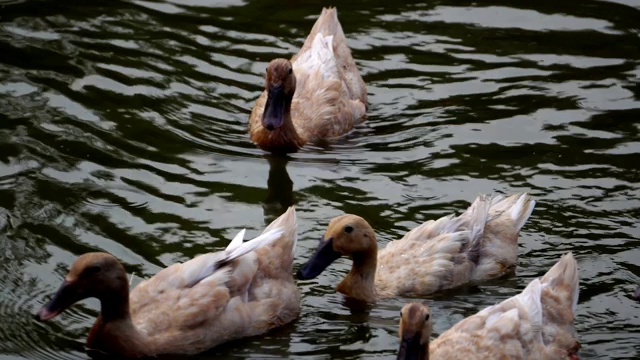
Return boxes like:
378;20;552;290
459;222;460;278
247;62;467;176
0;0;639;359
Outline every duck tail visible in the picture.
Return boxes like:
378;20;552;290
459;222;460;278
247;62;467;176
299;7;344;53
460;194;492;264
259;206;298;271
490;193;536;232
540;252;580;315
465;194;492;243
311;7;342;38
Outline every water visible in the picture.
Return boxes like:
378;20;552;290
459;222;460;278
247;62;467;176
1;0;639;358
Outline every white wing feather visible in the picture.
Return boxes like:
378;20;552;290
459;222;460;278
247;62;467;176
295;33;338;81
167;227;284;289
226;228;246;252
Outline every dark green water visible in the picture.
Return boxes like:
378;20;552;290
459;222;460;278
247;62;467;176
1;0;639;358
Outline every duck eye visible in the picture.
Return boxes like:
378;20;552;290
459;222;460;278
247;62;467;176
345;225;353;234
288;68;292;74
86;265;101;274
424;314;430;321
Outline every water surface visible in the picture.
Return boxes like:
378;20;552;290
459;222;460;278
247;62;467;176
1;0;639;359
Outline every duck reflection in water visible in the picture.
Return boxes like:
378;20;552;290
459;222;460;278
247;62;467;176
262;154;295;223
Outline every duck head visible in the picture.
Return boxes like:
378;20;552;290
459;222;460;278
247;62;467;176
397;302;432;360
35;252;129;321
297;214;376;280
262;58;296;131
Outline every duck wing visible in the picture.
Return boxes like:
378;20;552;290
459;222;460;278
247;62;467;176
128;228;283;334
293;7;366;106
292;33;366;141
290;7;366;141
377;195;491;295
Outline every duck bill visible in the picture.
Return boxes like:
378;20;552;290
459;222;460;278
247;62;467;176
396;333;425;360
296;237;341;280
262;84;288;131
34;280;80;321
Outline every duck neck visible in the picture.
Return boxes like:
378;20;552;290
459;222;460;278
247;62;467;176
337;246;378;302
398;333;430;360
420;338;430;360
87;280;148;357
99;286;132;322
253;94;305;153
272;103;304;152
417;340;429;360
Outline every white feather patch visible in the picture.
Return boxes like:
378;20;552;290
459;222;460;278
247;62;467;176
225;227;284;260
296;33;338;81
226;228;246;252
171;228;283;288
509;194;536;231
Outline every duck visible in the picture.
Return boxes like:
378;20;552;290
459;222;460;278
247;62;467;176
249;7;368;153
34;207;300;358
397;253;581;360
297;193;535;302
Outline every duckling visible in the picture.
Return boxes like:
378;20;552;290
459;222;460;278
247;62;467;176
397;253;580;360
297;193;535;302
34;207;300;358
249;7;367;153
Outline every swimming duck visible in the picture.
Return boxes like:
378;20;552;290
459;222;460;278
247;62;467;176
34;207;300;358
397;253;580;360
297;193;535;302
249;7;367;153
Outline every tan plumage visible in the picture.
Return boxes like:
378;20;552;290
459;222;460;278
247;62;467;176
397;253;581;360
297;193;535;302
249;7;367;153
34;207;300;358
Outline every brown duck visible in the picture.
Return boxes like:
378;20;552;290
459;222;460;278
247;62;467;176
249;7;367;153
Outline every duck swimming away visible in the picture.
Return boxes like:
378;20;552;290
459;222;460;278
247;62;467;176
397;253;581;360
249;7;367;153
297;193;535;302
34;207;300;358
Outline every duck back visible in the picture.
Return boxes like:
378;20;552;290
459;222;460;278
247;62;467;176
429;253;580;360
293;7;367;106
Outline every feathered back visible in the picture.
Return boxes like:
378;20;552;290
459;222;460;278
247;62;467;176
313;7;367;106
138;228;283;293
292;7;366;118
294;7;344;63
429;253;580;359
